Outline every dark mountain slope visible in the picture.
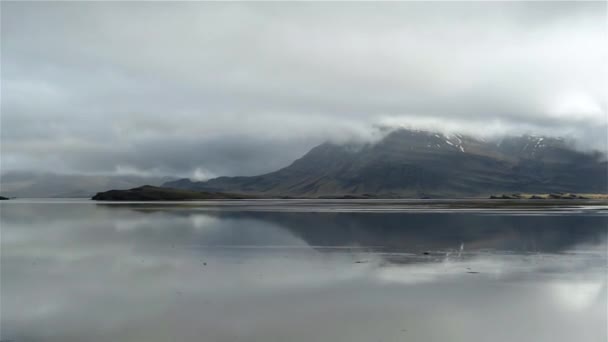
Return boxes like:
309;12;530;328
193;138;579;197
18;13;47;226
164;129;607;198
92;185;252;201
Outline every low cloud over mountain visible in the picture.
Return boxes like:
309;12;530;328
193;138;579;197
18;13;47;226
165;129;607;197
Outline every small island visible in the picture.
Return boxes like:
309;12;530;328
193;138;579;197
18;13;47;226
0;196;10;200
92;185;252;201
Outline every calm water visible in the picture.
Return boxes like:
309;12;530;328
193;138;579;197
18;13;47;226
1;200;607;342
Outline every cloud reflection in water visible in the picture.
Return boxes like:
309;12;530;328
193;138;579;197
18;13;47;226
1;202;606;342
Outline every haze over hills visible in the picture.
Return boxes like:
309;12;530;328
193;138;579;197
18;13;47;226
0;172;175;198
164;129;607;198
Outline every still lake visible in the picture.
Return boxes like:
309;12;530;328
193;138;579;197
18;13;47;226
1;199;607;342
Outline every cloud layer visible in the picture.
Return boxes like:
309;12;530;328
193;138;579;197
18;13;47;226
2;2;606;178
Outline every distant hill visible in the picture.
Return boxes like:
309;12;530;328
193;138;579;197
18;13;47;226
164;129;607;198
92;185;252;201
0;172;176;198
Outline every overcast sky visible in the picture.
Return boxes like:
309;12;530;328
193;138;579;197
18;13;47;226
2;1;606;179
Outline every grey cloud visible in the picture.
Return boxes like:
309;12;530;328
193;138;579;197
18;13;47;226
1;1;606;177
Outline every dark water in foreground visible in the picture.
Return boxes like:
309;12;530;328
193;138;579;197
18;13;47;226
1;200;607;342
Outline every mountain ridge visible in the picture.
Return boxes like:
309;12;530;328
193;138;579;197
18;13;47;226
164;129;607;198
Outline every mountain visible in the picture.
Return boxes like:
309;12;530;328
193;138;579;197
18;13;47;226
0;172;176;198
163;129;607;198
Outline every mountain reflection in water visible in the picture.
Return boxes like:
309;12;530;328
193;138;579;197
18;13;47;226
1;201;606;342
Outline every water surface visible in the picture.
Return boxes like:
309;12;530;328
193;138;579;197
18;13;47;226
1;200;607;342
